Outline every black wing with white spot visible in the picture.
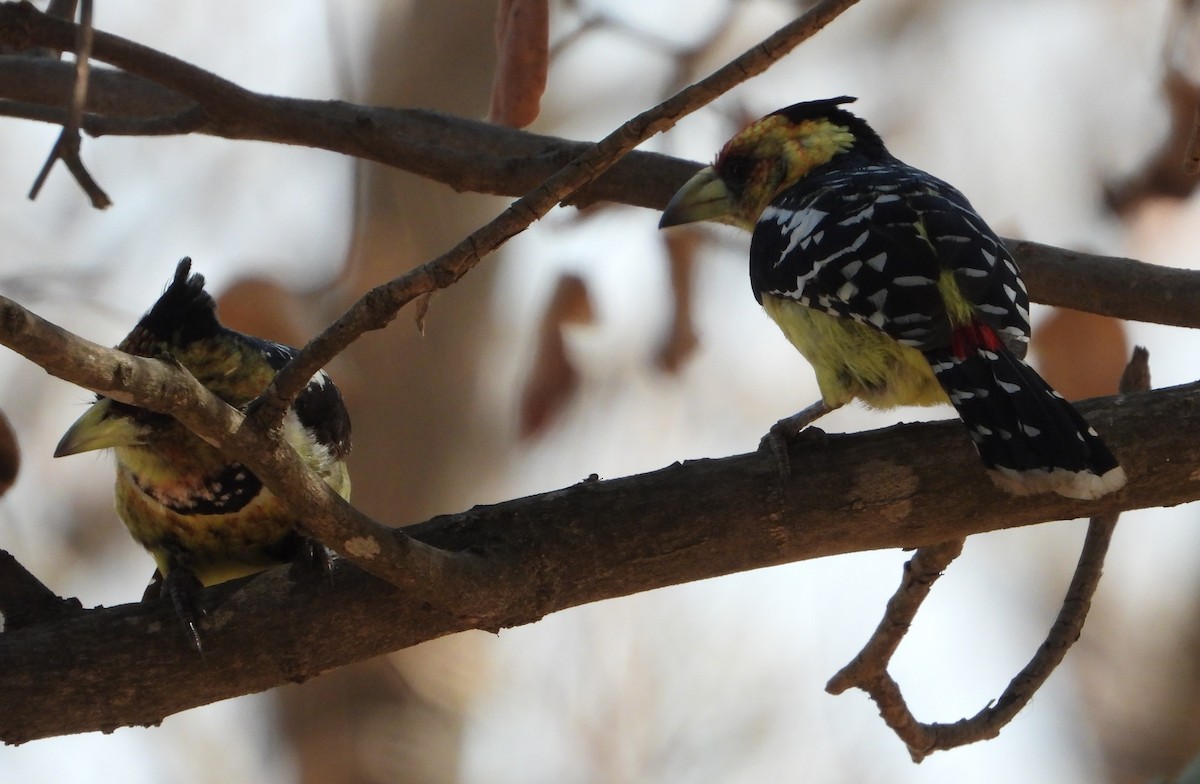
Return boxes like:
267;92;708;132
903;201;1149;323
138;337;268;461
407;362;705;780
228;332;353;459
749;163;1030;358
291;370;352;459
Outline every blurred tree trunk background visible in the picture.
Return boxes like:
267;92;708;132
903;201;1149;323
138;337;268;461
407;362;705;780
268;5;504;783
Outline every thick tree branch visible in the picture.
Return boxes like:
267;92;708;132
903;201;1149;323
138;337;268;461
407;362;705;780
1010;239;1200;329
0;379;1197;744
0;548;81;629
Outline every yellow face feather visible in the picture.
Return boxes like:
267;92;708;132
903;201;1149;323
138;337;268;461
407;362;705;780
717;116;857;222
660;115;859;231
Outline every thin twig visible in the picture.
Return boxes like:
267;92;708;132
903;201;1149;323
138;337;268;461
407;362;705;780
826;540;965;694
1185;100;1200;175
825;347;1151;761
0;97;206;136
27;0;110;208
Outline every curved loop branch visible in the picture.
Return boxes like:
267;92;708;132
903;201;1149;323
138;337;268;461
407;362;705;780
825;539;965;697
825;347;1151;761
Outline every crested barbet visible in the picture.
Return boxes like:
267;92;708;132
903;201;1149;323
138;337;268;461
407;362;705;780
659;97;1125;500
56;258;352;648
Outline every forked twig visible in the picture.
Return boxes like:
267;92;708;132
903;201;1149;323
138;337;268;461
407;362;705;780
27;0;110;208
826;347;1150;761
826;539;964;695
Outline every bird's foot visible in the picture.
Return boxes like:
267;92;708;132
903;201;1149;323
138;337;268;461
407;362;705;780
290;537;335;587
757;400;834;484
162;569;207;656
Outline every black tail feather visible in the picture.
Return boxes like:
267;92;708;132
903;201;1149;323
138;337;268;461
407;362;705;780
927;346;1124;499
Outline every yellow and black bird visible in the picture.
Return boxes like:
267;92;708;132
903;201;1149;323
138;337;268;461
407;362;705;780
55;258;352;649
660;97;1125;500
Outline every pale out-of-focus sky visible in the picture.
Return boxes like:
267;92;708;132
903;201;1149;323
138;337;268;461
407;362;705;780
1;2;1196;783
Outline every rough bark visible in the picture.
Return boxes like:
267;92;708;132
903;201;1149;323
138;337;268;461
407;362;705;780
0;382;1196;744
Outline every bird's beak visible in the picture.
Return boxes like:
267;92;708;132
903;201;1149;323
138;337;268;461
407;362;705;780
659;166;735;228
54;399;145;457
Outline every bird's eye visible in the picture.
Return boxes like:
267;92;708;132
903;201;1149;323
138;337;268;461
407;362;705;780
719;154;755;184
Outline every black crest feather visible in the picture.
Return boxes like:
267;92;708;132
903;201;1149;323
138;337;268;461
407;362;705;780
769;96;888;161
120;258;222;355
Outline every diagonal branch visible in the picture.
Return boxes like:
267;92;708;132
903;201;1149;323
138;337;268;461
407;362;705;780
0;0;868;598
0;293;501;606
0;0;870;422
253;0;865;422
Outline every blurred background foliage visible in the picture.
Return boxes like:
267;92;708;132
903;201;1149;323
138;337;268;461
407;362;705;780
1;1;1199;782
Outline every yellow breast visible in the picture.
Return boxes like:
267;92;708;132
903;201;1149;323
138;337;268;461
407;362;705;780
760;294;947;410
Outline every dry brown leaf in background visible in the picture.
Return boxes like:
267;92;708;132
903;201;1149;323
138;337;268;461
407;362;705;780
1034;307;1129;401
0;408;18;497
487;0;549;128
656;229;700;373
217;277;309;347
518;273;593;439
1119;345;1151;394
550;273;595;326
413;291;433;335
1107;72;1200;213
1106;0;1200;213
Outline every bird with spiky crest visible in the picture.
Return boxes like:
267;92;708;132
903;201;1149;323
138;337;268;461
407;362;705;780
56;258;352;650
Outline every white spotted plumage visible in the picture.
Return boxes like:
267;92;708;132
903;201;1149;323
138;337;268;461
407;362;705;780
703;98;1124;499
